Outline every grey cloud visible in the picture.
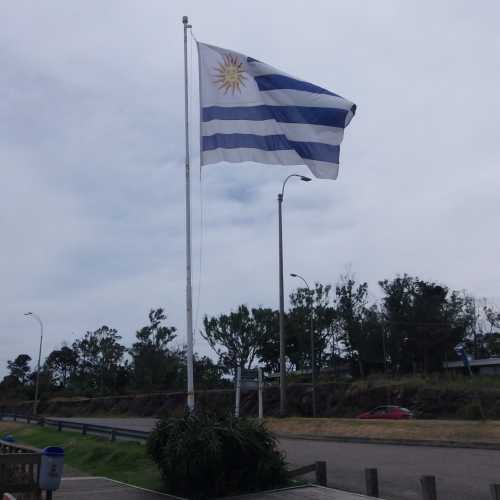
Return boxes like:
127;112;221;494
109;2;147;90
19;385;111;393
1;0;499;375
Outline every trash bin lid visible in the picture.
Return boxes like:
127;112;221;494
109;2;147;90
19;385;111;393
43;446;64;456
2;435;15;443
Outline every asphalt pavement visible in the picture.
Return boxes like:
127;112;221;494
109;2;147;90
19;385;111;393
55;477;177;499
53;417;500;500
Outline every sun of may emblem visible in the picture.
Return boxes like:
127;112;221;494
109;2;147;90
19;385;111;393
213;53;247;94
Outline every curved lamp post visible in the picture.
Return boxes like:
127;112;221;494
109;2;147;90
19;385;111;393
290;273;317;417
24;312;43;416
277;174;311;416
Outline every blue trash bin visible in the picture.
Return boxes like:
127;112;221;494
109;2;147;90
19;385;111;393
39;446;65;491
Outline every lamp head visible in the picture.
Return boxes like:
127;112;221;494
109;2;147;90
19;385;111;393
290;273;298;278
24;312;32;316
300;176;312;182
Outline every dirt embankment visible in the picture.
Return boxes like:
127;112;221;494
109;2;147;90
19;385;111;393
2;379;500;420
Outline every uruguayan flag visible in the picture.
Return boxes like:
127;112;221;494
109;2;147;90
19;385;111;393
198;42;356;179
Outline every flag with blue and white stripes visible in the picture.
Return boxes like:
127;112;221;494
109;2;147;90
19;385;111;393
198;42;356;179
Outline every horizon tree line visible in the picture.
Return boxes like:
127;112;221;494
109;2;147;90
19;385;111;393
2;272;500;400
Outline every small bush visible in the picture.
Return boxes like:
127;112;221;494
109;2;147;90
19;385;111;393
457;401;484;420
147;412;288;499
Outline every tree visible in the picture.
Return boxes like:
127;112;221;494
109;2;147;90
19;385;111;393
287;283;335;373
335;274;370;376
202;305;261;373
194;355;226;389
252;307;280;373
45;345;78;388
378;274;415;374
72;326;125;393
7;354;32;385
379;275;472;374
130;308;178;389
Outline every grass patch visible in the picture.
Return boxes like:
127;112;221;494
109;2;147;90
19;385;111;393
266;417;500;444
0;423;162;491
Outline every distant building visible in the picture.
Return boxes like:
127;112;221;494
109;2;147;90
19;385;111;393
443;357;500;376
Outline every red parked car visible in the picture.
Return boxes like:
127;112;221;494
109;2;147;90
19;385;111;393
357;405;414;420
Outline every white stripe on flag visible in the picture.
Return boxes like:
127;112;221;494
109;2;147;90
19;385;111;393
201;120;345;145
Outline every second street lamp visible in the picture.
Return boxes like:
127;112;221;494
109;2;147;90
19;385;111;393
24;312;44;416
290;273;317;417
277;174;311;417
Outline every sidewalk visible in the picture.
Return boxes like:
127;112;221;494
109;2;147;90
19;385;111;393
55;482;378;500
54;477;180;499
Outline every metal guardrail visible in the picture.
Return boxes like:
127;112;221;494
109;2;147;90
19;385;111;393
0;414;150;442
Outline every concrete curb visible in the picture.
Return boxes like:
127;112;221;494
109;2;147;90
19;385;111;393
276;432;500;450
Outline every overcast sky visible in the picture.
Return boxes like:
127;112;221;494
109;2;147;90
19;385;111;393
1;0;499;376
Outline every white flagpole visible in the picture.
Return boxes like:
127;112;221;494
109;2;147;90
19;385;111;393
183;15;195;411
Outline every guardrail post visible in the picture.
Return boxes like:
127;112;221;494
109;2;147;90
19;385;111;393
13;414;17;422
58;421;62;432
365;468;379;497
82;424;87;436
420;475;437;500
38;417;45;427
111;429;116;442
491;484;500;500
27;416;31;424
315;461;327;486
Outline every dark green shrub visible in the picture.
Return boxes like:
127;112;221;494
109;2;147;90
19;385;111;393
147;411;288;499
457;401;484;420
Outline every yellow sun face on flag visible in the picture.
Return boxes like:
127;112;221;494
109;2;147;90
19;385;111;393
213;54;247;94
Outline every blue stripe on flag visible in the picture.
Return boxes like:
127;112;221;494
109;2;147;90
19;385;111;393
202;133;340;164
254;74;339;97
202;105;349;128
203;133;289;152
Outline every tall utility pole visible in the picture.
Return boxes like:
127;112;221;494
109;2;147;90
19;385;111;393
183;15;195;411
277;174;311;417
290;273;316;417
24;312;43;416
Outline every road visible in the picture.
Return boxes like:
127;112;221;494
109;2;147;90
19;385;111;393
54;418;500;500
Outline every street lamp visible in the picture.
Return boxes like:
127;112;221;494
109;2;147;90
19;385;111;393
24;312;43;416
278;174;311;417
290;273;317;417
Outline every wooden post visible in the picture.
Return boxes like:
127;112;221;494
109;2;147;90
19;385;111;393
315;461;327;486
13;414;17;422
111;429;116;442
258;367;263;420
82;424;87;436
365;468;379;497
420;475;437;500
491;484;500;500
